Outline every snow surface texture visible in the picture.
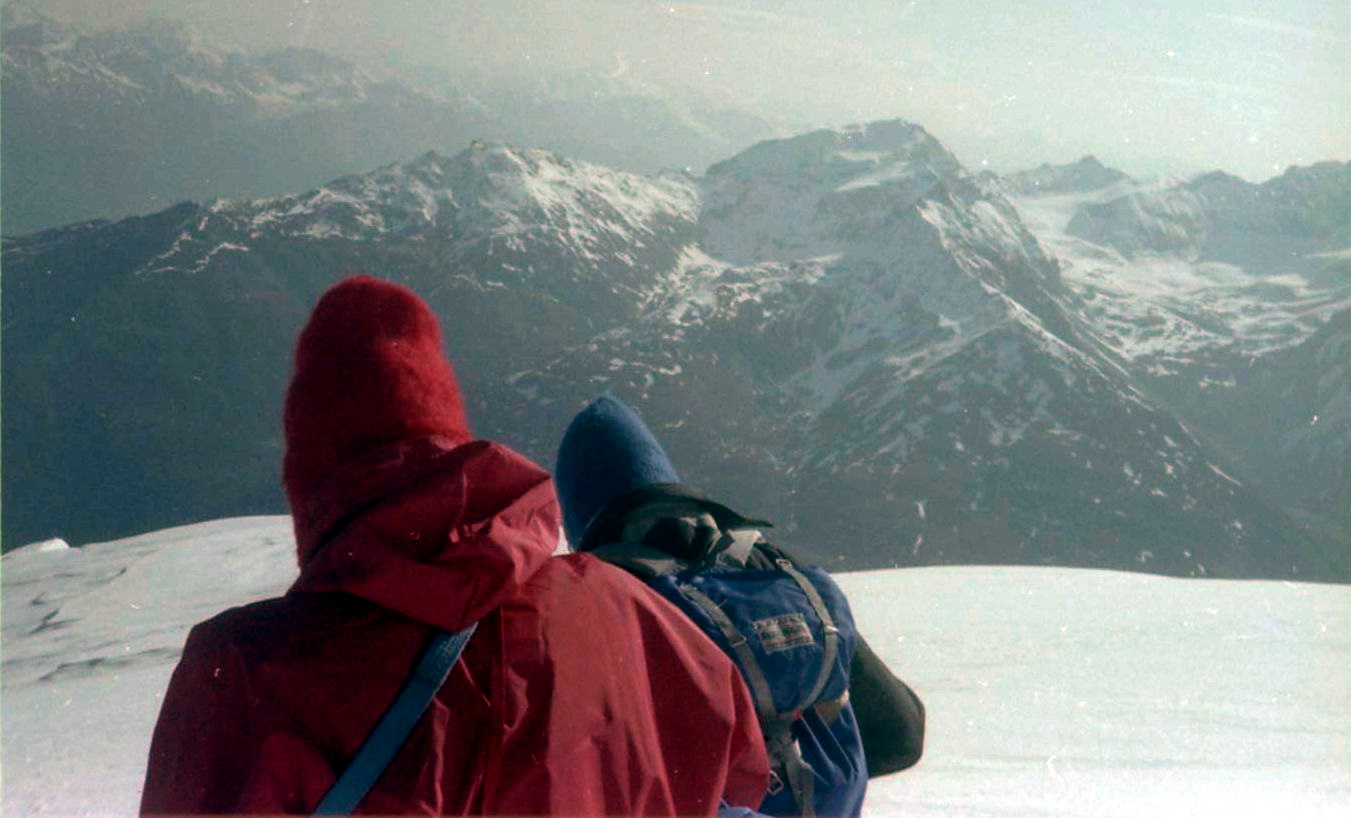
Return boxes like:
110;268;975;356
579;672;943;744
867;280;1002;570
3;518;1348;817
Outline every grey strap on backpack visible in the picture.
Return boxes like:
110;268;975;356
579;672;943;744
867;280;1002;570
594;530;838;817
313;623;478;816
678;558;842;818
762;717;816;817
775;559;840;707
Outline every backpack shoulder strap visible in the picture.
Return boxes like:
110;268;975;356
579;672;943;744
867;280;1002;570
676;580;778;719
774;559;840;706
313;623;478;816
678;576;823;817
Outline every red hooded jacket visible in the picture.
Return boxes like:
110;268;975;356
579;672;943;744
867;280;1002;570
140;277;768;815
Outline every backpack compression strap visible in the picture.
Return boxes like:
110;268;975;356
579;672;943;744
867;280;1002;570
313;623;478;816
677;560;842;818
677;582;817;815
774;559;840;707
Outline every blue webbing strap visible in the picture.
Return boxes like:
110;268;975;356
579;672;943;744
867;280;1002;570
313;623;478;816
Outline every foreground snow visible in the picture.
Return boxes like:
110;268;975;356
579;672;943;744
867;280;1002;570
3;517;1348;816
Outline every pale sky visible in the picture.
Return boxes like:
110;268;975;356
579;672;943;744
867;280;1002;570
21;0;1351;180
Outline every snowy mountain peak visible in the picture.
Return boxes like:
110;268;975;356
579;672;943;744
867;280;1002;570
693;120;1067;346
426;141;703;260
698;119;971;265
1;12;373;118
706;119;960;189
223;141;701;250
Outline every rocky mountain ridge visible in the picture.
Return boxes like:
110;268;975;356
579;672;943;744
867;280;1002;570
1006;158;1351;557
5;123;1345;580
1000;156;1132;196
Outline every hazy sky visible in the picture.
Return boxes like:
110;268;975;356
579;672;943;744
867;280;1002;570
24;0;1351;180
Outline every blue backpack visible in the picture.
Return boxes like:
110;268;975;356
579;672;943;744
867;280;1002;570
593;528;868;818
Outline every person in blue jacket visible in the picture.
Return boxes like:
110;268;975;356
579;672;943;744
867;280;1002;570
555;393;925;816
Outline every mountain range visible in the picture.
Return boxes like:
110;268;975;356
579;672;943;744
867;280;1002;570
0;6;783;235
3;9;1347;580
1007;162;1351;563
4;112;1347;580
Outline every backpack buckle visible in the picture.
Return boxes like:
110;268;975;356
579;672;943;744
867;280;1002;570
766;770;785;795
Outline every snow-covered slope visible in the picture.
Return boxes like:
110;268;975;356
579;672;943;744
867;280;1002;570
3;517;1348;816
1006;161;1351;549
135;144;702;298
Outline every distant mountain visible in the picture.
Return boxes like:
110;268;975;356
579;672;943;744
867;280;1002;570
456;68;787;179
1005;164;1351;560
1259;306;1350;528
0;11;491;235
1001;156;1131;196
1065;163;1351;266
0;10;781;234
511;123;1341;578
5;120;1344;581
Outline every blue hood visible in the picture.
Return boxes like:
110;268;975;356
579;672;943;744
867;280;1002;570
554;394;681;548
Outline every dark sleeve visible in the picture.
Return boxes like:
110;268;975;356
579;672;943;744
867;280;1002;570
750;540;926;774
849;634;925;776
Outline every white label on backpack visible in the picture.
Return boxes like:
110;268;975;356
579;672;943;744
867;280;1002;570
753;613;814;652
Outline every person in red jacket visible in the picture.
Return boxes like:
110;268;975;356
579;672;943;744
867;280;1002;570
140;275;769;815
